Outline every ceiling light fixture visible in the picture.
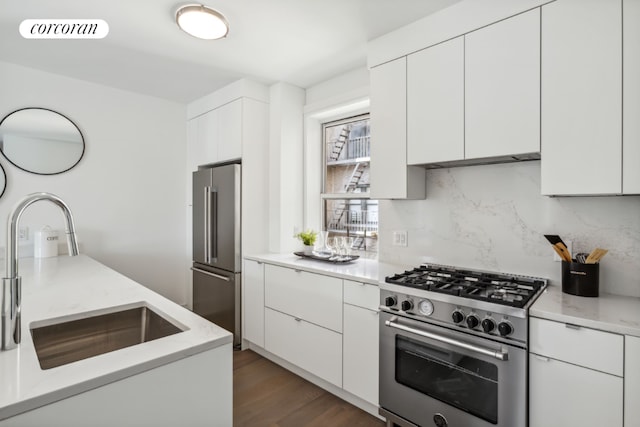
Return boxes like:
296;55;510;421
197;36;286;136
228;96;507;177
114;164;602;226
175;4;229;40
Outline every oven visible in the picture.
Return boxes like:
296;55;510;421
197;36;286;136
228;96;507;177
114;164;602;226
379;310;527;427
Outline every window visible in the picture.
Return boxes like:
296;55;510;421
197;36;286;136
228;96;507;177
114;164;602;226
322;114;378;254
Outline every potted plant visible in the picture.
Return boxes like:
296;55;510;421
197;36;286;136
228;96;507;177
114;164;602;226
295;229;318;255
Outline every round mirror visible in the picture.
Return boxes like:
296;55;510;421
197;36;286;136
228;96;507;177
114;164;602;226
0;108;85;175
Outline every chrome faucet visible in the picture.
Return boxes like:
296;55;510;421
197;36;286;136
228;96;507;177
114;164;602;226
1;192;79;350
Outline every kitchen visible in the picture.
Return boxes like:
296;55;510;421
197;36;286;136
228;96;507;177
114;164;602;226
0;0;639;426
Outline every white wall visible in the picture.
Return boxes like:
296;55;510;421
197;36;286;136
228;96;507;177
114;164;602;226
379;162;640;297
0;61;188;304
268;82;305;253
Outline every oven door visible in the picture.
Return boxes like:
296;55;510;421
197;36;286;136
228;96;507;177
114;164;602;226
379;311;526;427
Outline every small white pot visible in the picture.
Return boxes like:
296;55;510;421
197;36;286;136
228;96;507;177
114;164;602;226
303;244;314;255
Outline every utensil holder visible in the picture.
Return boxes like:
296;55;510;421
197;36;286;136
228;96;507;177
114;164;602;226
561;261;599;297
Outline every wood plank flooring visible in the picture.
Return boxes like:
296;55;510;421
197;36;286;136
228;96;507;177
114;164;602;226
233;350;385;427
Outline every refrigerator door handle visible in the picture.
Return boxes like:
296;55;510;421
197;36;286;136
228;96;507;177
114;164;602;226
191;267;231;282
210;188;218;263
204;186;211;263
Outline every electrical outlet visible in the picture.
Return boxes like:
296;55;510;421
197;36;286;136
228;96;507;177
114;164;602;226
19;226;29;241
553;240;572;262
393;230;408;247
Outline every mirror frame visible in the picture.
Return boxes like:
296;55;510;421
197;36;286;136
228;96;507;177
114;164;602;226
0;107;86;175
0;162;5;199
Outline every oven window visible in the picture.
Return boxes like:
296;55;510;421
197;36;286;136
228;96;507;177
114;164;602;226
396;336;499;424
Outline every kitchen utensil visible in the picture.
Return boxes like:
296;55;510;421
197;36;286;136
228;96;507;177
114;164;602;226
544;235;572;261
585;248;608;264
575;253;588;264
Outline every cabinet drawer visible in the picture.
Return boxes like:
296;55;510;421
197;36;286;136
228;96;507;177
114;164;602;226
264;308;342;387
530;317;623;376
264;265;342;333
343;280;379;311
529;354;623;427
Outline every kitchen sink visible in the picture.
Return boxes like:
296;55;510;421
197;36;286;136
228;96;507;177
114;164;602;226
30;305;185;370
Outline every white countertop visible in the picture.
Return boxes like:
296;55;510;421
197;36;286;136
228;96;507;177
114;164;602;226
531;285;640;337
248;253;640;338
244;253;410;285
0;255;232;421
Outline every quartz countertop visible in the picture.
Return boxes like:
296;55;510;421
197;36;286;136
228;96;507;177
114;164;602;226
531;285;640;337
244;253;409;286
0;255;232;421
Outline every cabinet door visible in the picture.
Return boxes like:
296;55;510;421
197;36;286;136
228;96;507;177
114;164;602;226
343;304;379;405
529;354;623;427
407;37;464;164
264;265;343;333
243;259;264;347
217;99;242;162
370;57;425;199
196;109;219;165
624;0;640;194
265;308;342;387
626;335;640;427
541;0;622;195
465;9;540;159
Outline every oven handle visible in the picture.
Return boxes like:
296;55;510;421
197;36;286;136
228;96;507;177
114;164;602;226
385;316;509;361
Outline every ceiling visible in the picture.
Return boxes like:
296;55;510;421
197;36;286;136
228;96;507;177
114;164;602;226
0;0;462;104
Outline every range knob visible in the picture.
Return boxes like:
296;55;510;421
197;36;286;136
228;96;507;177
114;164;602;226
466;314;480;329
498;321;514;337
451;310;465;324
401;300;414;312
481;318;496;333
384;296;397;307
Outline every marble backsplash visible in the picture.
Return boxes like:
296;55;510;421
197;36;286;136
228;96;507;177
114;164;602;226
378;161;640;297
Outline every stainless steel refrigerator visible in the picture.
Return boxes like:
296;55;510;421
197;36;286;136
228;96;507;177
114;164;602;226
192;161;241;347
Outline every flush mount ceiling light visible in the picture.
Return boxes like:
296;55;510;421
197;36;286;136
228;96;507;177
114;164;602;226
175;4;229;40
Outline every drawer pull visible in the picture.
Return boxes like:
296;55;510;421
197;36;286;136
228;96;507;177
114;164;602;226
294;317;302;322
294;269;302;273
565;323;582;330
535;355;551;362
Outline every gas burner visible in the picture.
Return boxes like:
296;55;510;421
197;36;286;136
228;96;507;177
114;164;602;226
385;263;546;308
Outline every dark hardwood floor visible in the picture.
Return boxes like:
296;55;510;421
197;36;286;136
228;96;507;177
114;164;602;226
233;349;385;427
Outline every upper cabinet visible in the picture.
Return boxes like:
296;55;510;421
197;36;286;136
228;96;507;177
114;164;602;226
540;0;622;195
465;9;540;159
188;99;243;169
624;0;640;194
407;37;464;164
405;9;540;168
370;57;426;199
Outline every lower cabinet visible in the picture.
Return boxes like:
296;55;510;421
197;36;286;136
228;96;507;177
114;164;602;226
343;303;379;405
626;335;640;427
243;259;265;347
529;317;624;427
264;308;342;387
529;354;623;427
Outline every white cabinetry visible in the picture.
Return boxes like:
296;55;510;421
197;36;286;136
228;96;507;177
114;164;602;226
626;335;640;427
465;9;540;159
407;37;464;164
370;57;426;199
187;98;243;171
342;280;379;406
263;264;343;386
540;0;622;195
624;0;640;194
529;317;623;427
243;259;264;347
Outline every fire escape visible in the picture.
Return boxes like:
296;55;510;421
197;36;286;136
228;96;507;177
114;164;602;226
326;124;372;250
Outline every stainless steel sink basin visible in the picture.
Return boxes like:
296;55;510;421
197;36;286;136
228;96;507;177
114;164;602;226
30;305;185;370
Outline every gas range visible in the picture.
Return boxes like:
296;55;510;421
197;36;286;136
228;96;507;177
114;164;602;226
380;263;548;347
